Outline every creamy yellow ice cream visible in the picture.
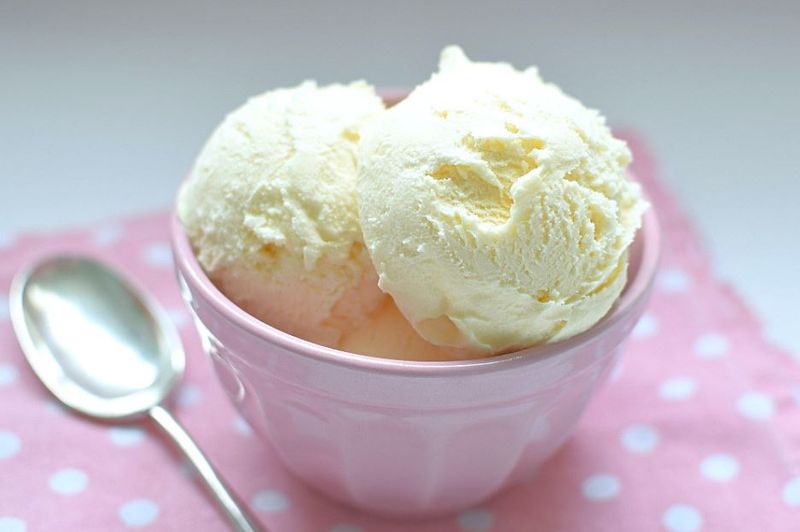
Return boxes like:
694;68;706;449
178;80;387;347
358;46;647;354
339;298;472;361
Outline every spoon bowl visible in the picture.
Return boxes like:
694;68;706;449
11;256;183;419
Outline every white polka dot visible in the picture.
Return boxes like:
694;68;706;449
330;525;364;532
457;508;495;531
581;474;620;501
737;392;774;420
234;417;253;436
166;308;189;329
657;268;691;292
0;363;18;387
631;313;658;339
109;426;145;446
49;467;89;495
176;384;201;407
142;242;173;268
700;453;739;482
0;517;26;532
620;424;660;454
782;477;800;507
0;431;21;459
252;490;289;513
0;295;8;321
663;504;703;532
91;225;123;246
693;333;729;359
119;498;159;528
659;377;697;401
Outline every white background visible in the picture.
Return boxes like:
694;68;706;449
1;1;798;353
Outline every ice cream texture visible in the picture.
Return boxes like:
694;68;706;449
178;80;388;347
357;46;648;354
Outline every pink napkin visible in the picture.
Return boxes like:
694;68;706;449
1;134;799;532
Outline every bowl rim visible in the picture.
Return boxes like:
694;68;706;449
171;205;660;376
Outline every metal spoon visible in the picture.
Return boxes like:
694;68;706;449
10;255;262;532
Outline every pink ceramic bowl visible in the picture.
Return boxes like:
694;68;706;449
171;206;659;519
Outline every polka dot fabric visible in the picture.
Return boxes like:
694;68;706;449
1;134;799;531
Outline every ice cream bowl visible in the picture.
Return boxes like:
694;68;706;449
171;207;659;519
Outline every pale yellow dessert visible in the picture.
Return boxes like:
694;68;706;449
357;46;647;354
339;298;471;361
178;81;388;347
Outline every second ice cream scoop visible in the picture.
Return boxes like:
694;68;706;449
358;47;648;354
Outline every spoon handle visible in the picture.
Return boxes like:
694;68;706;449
149;404;264;532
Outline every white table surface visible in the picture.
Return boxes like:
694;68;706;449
2;1;798;353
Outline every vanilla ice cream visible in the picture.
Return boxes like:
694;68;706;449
178;80;387;347
340;298;471;361
358;46;647;354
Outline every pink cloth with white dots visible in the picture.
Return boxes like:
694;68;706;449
1;134;799;532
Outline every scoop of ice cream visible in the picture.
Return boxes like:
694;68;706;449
178;80;387;347
357;46;648;354
339;297;475;361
